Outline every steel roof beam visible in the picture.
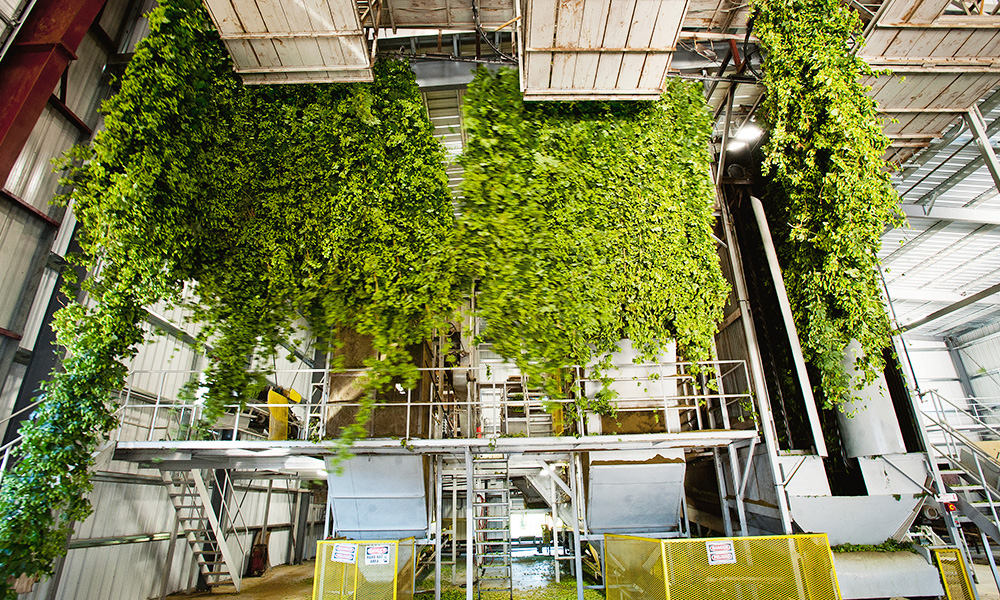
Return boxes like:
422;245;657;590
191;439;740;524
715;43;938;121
883;220;953;265
899;87;1000;178
888;286;1000;305
912;104;1000;206
901;204;1000;226
900;281;1000;331
913;149;1000;206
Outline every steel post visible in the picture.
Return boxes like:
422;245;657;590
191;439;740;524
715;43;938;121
749;196;827;456
159;514;180;600
435;455;443;600
465;448;474;600
551;475;559;583
569;453;584;600
0;0;106;183
718;196;794;533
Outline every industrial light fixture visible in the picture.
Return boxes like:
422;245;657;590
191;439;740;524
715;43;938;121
735;123;763;141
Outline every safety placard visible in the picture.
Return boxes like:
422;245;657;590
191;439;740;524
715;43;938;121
706;540;737;565
331;543;357;564
365;545;392;565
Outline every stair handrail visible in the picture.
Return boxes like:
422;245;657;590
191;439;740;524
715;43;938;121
1;401;129;487
923;409;1000;546
209;469;251;557
923;389;1000;442
921;409;1000;502
190;470;243;591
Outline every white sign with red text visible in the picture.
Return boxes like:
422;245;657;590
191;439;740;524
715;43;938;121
706;540;737;565
331;543;357;564
365;544;392;566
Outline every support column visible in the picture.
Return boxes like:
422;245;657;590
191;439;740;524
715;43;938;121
945;336;979;405
0;0;106;184
718;196;794;534
569;453;584;600
260;479;273;558
727;442;749;536
550;476;559;584
435;455;442;600
159;514;181;600
293;490;310;564
465;448;474;600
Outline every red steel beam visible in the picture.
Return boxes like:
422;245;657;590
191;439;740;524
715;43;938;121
0;0;106;185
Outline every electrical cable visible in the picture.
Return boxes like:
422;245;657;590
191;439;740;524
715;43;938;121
880;268;923;396
472;0;517;63
741;14;763;82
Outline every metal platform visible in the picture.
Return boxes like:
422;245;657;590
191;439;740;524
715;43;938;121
113;430;758;470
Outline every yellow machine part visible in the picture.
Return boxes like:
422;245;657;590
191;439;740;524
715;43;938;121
605;533;843;600
933;548;975;600
551;405;564;436
313;539;414;600
267;388;299;441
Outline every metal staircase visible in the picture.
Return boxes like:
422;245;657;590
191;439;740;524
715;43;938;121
161;470;244;591
473;454;513;600
921;390;1000;543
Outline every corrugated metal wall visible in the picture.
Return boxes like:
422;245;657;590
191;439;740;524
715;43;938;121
0;361;25;440
956;322;1000;400
898;338;965;401
19;468;313;600
1;1;326;598
0;0;26;51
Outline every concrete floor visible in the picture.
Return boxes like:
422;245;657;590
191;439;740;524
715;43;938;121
166;563;315;600
976;562;1000;600
168;555;1000;599
165;556;602;600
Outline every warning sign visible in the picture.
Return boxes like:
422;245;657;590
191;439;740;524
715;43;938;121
706;540;737;565
330;543;357;564
365;545;392;566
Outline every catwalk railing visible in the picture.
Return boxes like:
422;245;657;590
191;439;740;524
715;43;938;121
921;389;1000;545
109;360;758;444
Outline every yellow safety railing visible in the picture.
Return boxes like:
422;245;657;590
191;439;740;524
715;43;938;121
933;548;975;600
313;539;415;600
605;533;842;600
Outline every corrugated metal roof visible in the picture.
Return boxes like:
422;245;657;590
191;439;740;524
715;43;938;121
881;86;1000;339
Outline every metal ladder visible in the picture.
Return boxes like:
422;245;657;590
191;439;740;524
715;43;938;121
503;381;553;437
161;470;243;591
473;454;513;600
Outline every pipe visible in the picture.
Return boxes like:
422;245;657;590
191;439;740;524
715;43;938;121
749;195;828;457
